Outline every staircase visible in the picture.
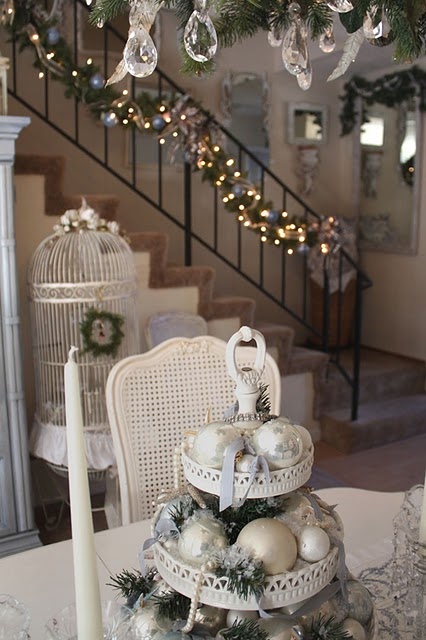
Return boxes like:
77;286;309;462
8;1;426;453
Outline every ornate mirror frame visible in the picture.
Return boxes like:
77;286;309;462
346;69;425;256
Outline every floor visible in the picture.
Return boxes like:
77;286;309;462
34;432;426;546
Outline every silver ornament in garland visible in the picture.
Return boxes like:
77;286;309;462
89;72;104;90
102;110;118;128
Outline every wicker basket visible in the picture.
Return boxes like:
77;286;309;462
309;278;356;348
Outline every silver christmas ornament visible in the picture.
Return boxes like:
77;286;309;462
178;514;228;565
235;453;256;473
340;617;367;640
250;418;303;469
193;604;227;635
191;421;240;469
297;525;330;562
236;518;297;574
346;580;374;625
133;604;162;639
259;618;293;639
293;424;312;452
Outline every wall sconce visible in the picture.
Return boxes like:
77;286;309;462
296;145;320;196
362;149;383;198
0;54;9;115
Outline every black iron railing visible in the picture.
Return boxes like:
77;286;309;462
6;0;371;420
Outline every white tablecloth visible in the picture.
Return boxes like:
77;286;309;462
0;487;405;639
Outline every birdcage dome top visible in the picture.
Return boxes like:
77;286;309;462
28;201;135;286
28;229;135;285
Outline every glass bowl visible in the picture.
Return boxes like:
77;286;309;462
0;594;30;640
45;600;133;639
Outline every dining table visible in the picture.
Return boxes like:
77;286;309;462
0;487;406;638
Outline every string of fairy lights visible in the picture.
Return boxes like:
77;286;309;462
5;0;343;255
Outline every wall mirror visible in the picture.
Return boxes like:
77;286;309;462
357;99;421;254
221;71;270;182
287;103;328;145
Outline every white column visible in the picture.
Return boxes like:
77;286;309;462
0;116;34;535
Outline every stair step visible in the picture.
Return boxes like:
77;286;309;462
320;393;426;453
319;348;426;413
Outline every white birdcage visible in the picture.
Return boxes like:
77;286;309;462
28;202;140;471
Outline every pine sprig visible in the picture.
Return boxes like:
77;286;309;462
309;614;353;640
150;590;191;621
167;496;198;531
220;619;270;640
256;383;271;415
107;568;157;602
210;496;282;544
214;548;266;600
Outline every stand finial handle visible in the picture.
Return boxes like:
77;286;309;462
225;326;266;414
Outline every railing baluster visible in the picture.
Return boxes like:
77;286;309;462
259;238;264;288
351;272;363;421
184;162;192;266
73;1;79;143
214;187;218;251
281;244;286;305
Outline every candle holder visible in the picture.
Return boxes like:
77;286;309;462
0;594;30;639
392;484;426;640
44;600;133;639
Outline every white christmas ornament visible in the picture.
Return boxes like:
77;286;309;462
297;525;330;562
236;518;297;574
259;618;293;640
133;604;163;638
193;604;227;635
235;453;256;473
250;418;303;469
340;617;367;640
346;580;374;625
191;421;240;469
294;424;312;451
226;610;258;627
178;514;228;565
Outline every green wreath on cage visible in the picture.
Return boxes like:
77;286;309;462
80;307;125;358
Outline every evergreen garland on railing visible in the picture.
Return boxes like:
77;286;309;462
3;0;347;253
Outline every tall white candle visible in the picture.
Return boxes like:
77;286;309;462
65;346;103;639
419;469;426;544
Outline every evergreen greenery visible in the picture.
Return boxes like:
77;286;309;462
87;0;426;76
107;567;157;604
309;614;353;639
151;589;191;620
339;66;426;136
210;496;282;544
214;549;266;600
80;307;125;358
220;618;270;640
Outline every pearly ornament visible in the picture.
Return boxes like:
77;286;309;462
178;514;228;565
191;421;240;469
259;618;293;639
133;603;162;639
236;518;297;574
250;418;303;469
159;495;192;521
346;580;374;625
193;604;227;635
226;609;258;627
235;453;256;473
340;617;367;640
293;424;312;452
297;525;330;562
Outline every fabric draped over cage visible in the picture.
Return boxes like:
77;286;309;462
28;227;140;470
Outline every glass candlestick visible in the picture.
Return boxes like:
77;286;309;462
392;485;426;639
